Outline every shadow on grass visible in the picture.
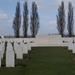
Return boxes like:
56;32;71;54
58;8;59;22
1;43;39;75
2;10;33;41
28;50;34;54
15;64;26;67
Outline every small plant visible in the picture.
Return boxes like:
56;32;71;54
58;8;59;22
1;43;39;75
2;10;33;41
63;41;68;43
24;42;27;44
30;41;34;43
18;42;20;44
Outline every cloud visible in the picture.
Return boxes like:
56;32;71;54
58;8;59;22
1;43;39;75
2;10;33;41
27;0;61;9
30;0;75;9
49;20;56;25
20;0;48;9
43;16;50;20
50;0;75;9
0;10;12;23
36;0;47;9
0;10;8;20
2;0;75;9
6;19;13;23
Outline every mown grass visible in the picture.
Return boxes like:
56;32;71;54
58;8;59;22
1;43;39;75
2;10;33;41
0;47;75;75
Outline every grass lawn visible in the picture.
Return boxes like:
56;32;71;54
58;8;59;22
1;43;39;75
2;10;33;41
0;47;75;75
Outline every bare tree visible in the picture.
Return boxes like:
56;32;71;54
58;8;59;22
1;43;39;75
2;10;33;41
13;2;21;38
56;1;65;37
23;1;28;38
67;2;74;37
30;2;40;38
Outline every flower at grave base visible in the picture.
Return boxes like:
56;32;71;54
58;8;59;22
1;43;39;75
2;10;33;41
30;41;34;43
24;42;27;44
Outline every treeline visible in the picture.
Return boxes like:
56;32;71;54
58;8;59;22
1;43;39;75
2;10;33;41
13;1;40;38
13;1;74;38
57;1;74;37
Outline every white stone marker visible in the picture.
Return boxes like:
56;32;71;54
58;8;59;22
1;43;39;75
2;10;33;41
20;42;28;54
27;40;31;50
16;44;23;59
72;43;75;53
68;39;73;50
23;43;28;54
6;43;15;67
1;43;5;55
68;43;73;50
0;44;3;59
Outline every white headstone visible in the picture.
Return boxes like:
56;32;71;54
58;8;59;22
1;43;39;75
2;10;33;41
20;42;28;54
0;44;3;59
1;43;5;55
27;40;31;50
7;43;12;51
23;43;28;54
68;43;73;50
72;44;75;53
6;43;15;67
16;44;23;59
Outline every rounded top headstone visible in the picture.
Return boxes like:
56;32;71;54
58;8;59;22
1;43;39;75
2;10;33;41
7;43;13;51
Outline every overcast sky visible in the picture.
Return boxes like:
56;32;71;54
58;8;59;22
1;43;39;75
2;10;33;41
0;0;75;36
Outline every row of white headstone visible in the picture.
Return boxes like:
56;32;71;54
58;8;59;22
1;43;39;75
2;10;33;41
0;40;31;67
0;35;75;67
